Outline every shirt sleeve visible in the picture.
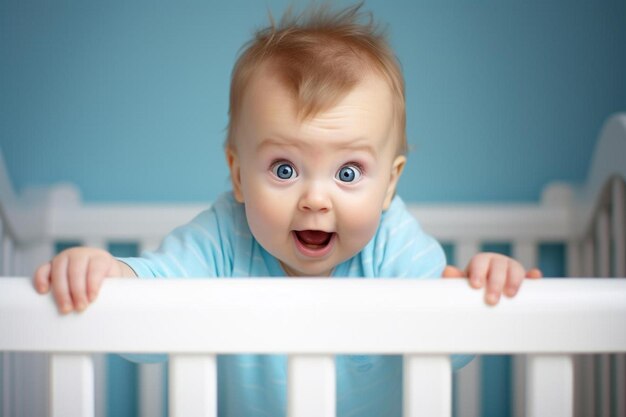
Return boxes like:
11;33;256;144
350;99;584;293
118;194;236;278
373;196;446;279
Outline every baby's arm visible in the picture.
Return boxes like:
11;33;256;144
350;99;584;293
442;253;542;305
33;247;137;314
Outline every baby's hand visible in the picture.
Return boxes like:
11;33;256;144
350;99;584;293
34;247;135;314
442;253;542;305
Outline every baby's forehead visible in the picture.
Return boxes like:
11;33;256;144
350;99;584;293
249;61;395;117
235;67;398;153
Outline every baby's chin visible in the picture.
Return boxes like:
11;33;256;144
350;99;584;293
279;260;335;278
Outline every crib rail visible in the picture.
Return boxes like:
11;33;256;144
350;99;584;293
2;277;626;353
1;277;626;417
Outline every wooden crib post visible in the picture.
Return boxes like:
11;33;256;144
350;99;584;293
0;217;3;273
169;354;217;417
288;355;336;417
2;232;14;276
511;240;538;417
612;177;626;417
525;355;574;417
83;238;108;417
139;362;165;417
50;354;95;417
611;176;625;278
597;209;612;417
453;241;482;417
404;355;451;417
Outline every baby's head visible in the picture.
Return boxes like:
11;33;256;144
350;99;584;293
225;3;410;277
227;2;406;155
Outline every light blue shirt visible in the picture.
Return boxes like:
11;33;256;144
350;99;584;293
121;192;473;417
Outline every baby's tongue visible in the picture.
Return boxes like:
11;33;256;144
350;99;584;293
296;230;331;245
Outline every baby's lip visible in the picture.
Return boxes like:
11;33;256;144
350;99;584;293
294;230;334;246
292;230;336;258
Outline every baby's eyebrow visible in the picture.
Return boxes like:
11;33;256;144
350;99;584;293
257;137;300;151
336;138;377;157
258;136;377;157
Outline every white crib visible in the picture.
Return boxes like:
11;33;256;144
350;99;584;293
1;113;625;417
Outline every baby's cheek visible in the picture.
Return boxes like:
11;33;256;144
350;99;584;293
339;205;380;245
245;201;280;242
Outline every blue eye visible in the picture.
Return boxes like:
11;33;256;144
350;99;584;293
336;164;362;183
272;162;297;180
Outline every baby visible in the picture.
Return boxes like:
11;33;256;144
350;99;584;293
34;3;540;416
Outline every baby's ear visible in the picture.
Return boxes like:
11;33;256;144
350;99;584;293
383;155;406;210
225;147;244;203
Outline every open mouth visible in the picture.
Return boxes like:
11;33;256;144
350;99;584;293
293;230;335;258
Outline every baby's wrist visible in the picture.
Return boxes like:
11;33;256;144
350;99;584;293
116;260;138;278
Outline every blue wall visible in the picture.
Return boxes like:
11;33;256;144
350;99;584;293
1;0;625;204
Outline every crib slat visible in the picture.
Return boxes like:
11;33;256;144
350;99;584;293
50;354;95;417
610;177;626;417
616;354;626;417
404;355;451;417
84;239;106;250
454;356;481;417
611;179;626;417
453;241;481;417
612;177;625;277
583;238;594;277
581;237;598;415
2;352;11;417
0;219;6;275
566;241;581;277
595;210;612;417
511;241;537;417
139;239;162;253
512;356;527;417
139;363;165;417
288;355;335;417
579;238;597;414
92;354;106;417
598;355;611;417
2;233;13;276
581;355;597;417
169;355;216;417
573;355;583;417
455;241;480;268
83;239;108;417
512;241;537;269
526;354;573;417
597;209;611;277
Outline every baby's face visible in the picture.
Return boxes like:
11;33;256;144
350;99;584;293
227;67;405;277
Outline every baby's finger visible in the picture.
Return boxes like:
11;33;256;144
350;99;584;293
86;256;111;302
67;255;89;312
442;265;465;278
504;262;525;297
526;268;543;279
485;257;508;305
467;256;490;289
34;262;52;294
50;256;73;314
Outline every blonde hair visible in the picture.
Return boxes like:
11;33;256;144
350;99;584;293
226;2;407;155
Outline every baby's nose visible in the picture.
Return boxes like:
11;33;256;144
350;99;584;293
298;183;332;213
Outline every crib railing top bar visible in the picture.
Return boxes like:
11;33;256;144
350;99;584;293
49;204;206;241
48;204;572;242
408;204;572;240
1;277;625;354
